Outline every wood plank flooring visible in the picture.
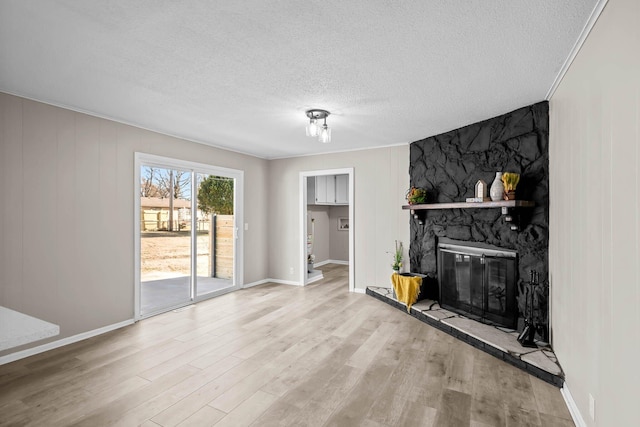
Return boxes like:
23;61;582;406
0;264;573;426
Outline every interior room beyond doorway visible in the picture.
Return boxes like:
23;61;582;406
301;169;354;289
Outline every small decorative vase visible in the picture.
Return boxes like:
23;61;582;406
504;190;516;200
490;172;504;201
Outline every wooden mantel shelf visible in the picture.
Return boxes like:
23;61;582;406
402;200;534;211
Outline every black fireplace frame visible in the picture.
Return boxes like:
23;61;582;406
437;238;518;329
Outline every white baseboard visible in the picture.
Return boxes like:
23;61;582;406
0;319;135;366
306;274;324;284
242;279;270;289
244;274;331;287
353;288;366;294
266;278;302;286
242;278;304;288
244;260;349;288
561;383;587;427
314;259;349;267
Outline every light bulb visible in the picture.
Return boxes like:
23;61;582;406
319;125;331;143
306;118;319;137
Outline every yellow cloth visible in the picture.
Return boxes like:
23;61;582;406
391;273;422;312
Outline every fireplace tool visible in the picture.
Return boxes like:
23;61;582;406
517;270;539;348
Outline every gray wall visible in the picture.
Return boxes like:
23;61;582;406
329;205;349;261
0;93;269;357
268;146;409;289
549;0;639;425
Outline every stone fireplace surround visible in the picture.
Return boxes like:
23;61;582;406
409;101;550;341
362;101;561;384
365;101;560;383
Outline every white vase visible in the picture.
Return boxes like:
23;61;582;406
490;172;504;201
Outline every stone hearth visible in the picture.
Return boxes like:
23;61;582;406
366;286;563;387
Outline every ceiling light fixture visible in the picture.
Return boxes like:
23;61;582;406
305;109;331;143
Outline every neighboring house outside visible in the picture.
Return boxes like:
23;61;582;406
140;197;193;231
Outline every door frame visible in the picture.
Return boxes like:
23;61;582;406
134;152;244;319
299;168;354;291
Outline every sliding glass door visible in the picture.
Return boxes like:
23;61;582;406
135;154;243;318
195;173;235;298
139;166;193;314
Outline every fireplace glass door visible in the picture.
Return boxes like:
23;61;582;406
438;242;517;329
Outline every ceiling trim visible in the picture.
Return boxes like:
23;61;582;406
268;141;410;161
545;0;609;100
0;88;269;160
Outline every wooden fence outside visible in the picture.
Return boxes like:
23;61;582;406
212;215;234;279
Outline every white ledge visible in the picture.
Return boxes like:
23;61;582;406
0;306;60;352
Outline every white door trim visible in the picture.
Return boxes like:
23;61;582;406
299;168;354;291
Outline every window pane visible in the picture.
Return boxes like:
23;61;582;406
195;174;234;296
140;166;192;314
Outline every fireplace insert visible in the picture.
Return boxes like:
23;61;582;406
437;239;518;329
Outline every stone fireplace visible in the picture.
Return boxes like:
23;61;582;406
409;101;549;341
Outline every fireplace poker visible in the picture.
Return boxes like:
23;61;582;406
517;270;538;348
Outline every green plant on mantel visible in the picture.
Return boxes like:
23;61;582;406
406;187;427;204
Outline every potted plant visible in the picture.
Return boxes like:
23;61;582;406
501;172;520;200
405;187;427;205
392;240;403;273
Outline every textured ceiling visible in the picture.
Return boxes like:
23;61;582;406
0;1;599;159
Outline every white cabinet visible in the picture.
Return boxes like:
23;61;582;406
326;176;336;204
335;174;348;204
316;176;330;204
308;174;349;205
307;176;328;204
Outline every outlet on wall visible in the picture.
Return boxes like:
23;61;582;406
589;393;595;421
289;267;294;275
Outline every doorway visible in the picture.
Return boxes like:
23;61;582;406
135;153;244;319
300;168;354;290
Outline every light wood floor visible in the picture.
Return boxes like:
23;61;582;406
0;264;573;426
